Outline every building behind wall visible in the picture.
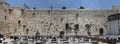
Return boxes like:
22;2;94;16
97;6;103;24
107;13;120;35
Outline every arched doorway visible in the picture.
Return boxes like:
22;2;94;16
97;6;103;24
99;28;104;36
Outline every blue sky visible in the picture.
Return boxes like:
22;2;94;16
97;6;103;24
4;0;120;9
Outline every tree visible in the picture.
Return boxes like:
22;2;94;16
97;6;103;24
33;7;36;9
80;6;85;9
85;24;91;36
99;28;104;36
51;6;53;9
62;6;66;9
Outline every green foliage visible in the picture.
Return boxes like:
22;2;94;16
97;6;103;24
59;31;65;38
85;24;91;29
18;20;21;24
85;24;91;36
59;31;64;35
23;25;26;28
74;24;79;31
80;6;85;9
35;31;40;36
26;29;29;33
51;6;53;9
62;6;66;9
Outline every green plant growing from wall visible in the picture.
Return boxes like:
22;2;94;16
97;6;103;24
85;24;91;36
80;6;85;9
51;6;53;9
74;24;79;36
59;31;64;38
35;31;40;37
26;28;29;35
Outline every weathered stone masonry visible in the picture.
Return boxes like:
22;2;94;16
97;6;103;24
8;8;117;36
0;0;120;36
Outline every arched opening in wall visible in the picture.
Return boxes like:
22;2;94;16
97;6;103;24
99;28;104;36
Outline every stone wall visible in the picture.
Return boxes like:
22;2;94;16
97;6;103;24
0;1;10;36
8;8;118;36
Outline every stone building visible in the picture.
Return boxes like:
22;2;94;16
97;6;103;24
0;0;120;36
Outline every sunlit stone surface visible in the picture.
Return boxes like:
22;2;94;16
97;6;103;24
0;0;120;44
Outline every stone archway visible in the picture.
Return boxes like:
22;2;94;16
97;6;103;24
99;28;104;36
